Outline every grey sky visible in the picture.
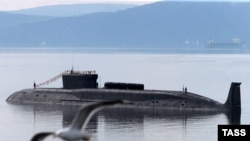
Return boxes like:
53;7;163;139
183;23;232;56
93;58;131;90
0;0;249;11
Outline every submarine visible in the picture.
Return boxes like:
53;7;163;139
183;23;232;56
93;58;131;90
6;70;241;112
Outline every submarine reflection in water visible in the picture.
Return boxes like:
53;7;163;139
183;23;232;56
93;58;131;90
31;104;241;130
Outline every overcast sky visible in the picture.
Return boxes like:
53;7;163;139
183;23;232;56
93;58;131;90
0;0;250;11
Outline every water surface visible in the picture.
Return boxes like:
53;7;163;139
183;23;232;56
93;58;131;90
0;52;249;141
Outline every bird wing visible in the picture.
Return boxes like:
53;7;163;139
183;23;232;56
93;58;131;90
69;100;124;130
31;132;54;141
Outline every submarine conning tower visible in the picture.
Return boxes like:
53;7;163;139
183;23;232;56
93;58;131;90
62;70;98;89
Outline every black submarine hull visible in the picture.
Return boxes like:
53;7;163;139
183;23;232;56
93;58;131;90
6;71;241;112
6;82;241;112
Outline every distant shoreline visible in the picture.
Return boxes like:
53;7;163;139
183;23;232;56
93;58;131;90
0;47;250;54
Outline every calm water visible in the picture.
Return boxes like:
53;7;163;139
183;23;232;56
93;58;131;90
0;51;250;141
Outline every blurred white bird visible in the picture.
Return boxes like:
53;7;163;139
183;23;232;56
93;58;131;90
31;100;124;141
